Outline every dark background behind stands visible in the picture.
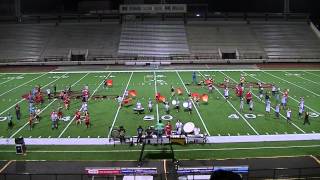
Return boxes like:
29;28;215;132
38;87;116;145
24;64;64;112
0;0;320;18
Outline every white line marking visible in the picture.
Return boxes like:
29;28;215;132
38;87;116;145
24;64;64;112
58;73;111;138
284;71;320;86
107;72;133;138
0;73;68;117
0;144;320;153
304;71;320;78
176;71;210;136
10;73;89;138
223;71;306;134
263;71;320;97
153;71;159;122
0;74;25;85
0;73;49;97
199;71;259;135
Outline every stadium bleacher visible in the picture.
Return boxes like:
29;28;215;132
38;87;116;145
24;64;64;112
0;20;320;63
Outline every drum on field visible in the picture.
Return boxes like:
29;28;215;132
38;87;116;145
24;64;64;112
172;100;177;105
183;122;195;133
183;102;188;108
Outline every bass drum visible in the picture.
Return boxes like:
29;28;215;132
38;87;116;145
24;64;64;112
183;122;195;134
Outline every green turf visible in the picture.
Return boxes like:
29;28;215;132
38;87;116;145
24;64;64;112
0;69;320;160
0;140;319;160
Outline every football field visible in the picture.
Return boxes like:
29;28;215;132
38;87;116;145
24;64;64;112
0;69;319;139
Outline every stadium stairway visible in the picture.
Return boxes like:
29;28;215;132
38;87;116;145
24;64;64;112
118;22;190;57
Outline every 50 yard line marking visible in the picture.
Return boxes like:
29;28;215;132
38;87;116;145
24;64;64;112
154;71;159;122
223;71;305;134
107;72;133;139
58;72;112;138
176;71;210;136
9;73;89;138
198;71;259;135
262;71;320;97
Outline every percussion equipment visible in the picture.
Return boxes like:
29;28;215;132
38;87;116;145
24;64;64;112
133;107;145;114
170;135;186;145
183;102;188;108
183;122;195;133
143;115;154;121
172;100;177;105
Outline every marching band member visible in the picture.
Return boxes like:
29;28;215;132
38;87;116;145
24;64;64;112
187;99;192;114
171;85;175;97
175;98;180;112
249;99;254;112
245;91;252;104
75;109;82;125
224;77;229;88
286;108;292;123
224;87;229;101
50;110;58;130
164;122;172;137
81;102;88;112
175;120;183;132
85;111;90;128
240;75;245;87
265;99;271;117
240;97;244;112
148;98;153;112
164;102;170;114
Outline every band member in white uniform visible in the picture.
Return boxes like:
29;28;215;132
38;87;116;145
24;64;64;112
148;98;153;112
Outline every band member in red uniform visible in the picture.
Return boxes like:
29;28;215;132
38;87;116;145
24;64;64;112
85;112;90;128
64;96;70;110
57;108;63;120
245;91;252;104
164;122;172;137
75;109;81;125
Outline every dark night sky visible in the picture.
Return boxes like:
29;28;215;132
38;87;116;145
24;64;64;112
0;0;319;17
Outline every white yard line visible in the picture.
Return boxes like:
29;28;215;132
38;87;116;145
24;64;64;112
262;71;320;97
9;73;89;138
283;71;320;86
1;144;319;153
0;73;50;97
58;73;111;138
153;71;160;122
222;71;305;134
176;71;210;136
244;71;320;114
107;72;133;138
304;71;320;78
198;71;259;135
0;74;26;85
0;73;68;116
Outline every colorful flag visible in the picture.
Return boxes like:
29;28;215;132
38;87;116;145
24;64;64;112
106;79;113;87
205;79;213;85
123;98;132;106
201;94;209;103
159;95;166;103
128;90;137;97
176;88;183;95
